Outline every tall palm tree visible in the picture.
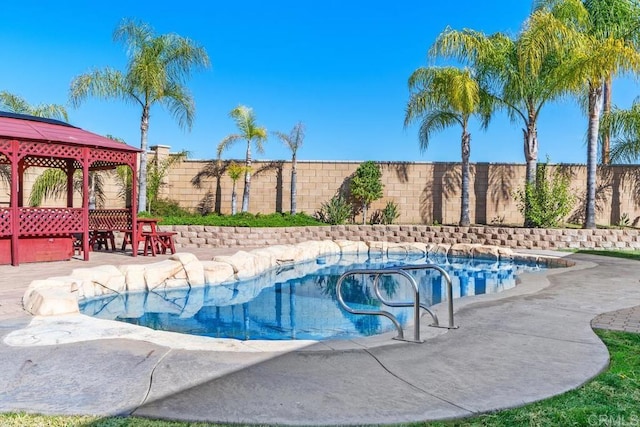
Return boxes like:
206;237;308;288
431;10;573;188
536;0;640;164
273;122;305;214
404;66;491;226
216;105;267;213
69;18;210;213
537;0;640;228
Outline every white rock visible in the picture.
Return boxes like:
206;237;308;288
145;260;185;290
171;252;205;286
24;287;79;316
201;260;235;284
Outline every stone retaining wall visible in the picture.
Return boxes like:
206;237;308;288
159;225;640;251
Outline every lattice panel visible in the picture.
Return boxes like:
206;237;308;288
19;208;83;236
0;139;12;159
18;141;82;161
0;209;11;237
89;209;132;231
23;156;69;169
90;149;136;167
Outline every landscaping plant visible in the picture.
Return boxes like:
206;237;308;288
350;161;384;225
514;160;575;228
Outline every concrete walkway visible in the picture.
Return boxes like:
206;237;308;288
0;248;639;425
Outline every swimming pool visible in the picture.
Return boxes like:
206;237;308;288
78;252;544;341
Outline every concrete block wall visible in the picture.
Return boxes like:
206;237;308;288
3;146;640;227
161;157;640;227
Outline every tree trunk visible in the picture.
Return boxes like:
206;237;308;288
242;141;251;213
523;120;538;227
524;121;538;185
231;181;237;215
138;107;149;213
460;130;471;226
362;203;368;225
601;77;612;165
290;154;297;215
585;83;603;229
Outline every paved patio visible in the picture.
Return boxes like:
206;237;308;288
0;247;638;425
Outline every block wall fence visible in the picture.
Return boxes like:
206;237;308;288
160;146;640;227
1;145;640;227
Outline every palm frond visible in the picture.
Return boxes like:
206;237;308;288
69;68;134;107
28;169;68;207
217;134;243;158
0;91;68;121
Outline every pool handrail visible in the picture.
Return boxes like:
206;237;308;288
391;264;457;330
336;268;412;341
335;264;457;343
372;272;439;327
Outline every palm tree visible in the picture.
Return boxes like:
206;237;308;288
216;105;267;213
537;0;640;228
536;0;640;164
404;66;491;226
431;10;573;188
69;18;210;213
273;122;305;214
226;161;245;215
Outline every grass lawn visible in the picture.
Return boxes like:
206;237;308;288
569;249;640;261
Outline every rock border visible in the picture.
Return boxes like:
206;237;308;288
22;241;574;316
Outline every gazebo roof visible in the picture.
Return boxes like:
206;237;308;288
0;111;140;153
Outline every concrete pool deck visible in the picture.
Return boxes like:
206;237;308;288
0;247;639;425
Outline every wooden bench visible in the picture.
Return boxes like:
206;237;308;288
156;231;177;254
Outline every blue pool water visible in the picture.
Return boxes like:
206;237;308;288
79;253;544;341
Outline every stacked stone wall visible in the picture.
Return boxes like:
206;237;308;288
158;224;640;251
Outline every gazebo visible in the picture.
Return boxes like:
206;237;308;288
0;111;141;266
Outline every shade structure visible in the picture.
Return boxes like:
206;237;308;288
0;111;141;266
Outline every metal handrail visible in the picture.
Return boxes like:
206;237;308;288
372;273;439;327
392;264;457;329
335;264;458;343
336;268;409;341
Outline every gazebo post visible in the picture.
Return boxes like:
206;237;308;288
17;161;25;208
131;160;139;257
81;148;90;261
66;159;74;208
9;140;19;266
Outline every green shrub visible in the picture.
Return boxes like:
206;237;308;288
514;161;575;228
381;200;400;224
350;161;384;224
159;212;324;227
316;195;352;225
370;201;400;225
149;199;191;217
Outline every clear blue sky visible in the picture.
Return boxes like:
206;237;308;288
2;1;638;164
